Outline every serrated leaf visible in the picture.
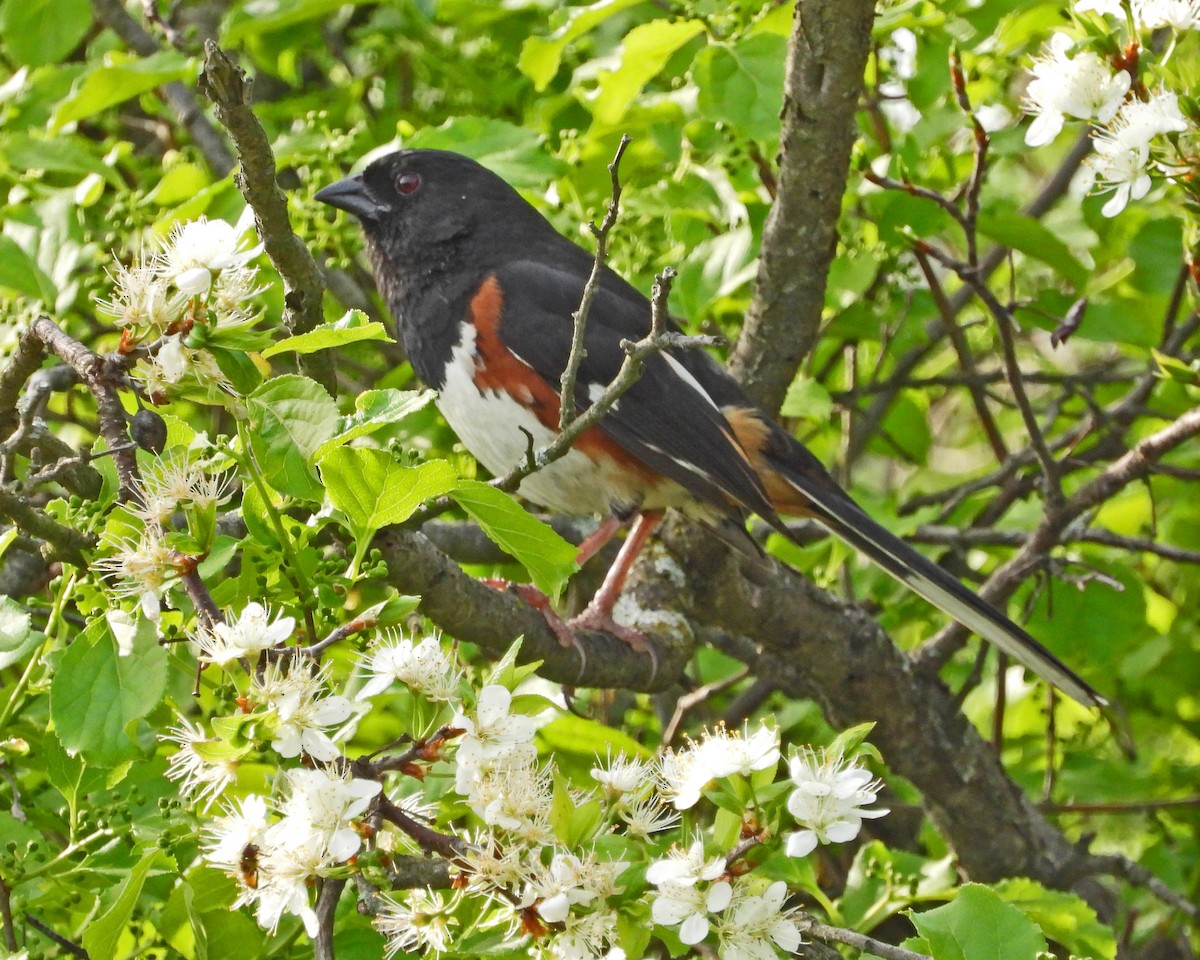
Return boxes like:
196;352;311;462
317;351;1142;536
591;20;707;125
260;311;393;358
826;722;877;760
910;884;1048;960
993;878;1115;960
82;853;168;959
0;234;56;303
0;0;92;67
780;377;834;421
320;448;458;536
694;35;787;141
52;50;194;130
49;617;168;766
451;479;579;600
0;596;40;670
517;0;648;90
0;132;124;187
314;388;436;459
406;118;567;187
977;211;1088;290
247;375;339;500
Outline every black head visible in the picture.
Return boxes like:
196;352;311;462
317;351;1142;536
315;149;554;263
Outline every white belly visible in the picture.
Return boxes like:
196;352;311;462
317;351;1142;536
436;327;658;516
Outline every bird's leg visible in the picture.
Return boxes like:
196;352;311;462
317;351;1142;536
574;514;625;565
567;510;663;653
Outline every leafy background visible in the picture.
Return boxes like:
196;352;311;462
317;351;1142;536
0;0;1198;957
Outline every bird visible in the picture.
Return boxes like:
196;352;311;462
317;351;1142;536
315;148;1105;709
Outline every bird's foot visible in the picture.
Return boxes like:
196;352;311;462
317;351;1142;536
480;579;657;681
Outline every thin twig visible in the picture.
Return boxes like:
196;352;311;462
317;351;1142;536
313;878;346;960
493;267;714;495
1043;795;1200;814
662;667;751;745
1087;854;1200;920
799;916;932;960
30;317;138;500
559;135;632;432
910;524;1200;564
198;41;335;393
916;243;1063;504
912;247;1007;462
297;614;378;659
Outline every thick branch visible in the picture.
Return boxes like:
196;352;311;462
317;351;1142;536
627;520;1108;894
731;0;876;412
198;41;335;393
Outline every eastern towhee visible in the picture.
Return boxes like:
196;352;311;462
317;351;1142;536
316;148;1104;709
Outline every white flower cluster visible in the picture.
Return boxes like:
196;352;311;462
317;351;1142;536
98;216;264;399
784;749;889;858
165;624;888;959
1021;8;1197;216
647;841;802;960
203;769;381;937
659;723;781;810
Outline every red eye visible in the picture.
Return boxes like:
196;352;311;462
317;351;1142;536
396;172;421;196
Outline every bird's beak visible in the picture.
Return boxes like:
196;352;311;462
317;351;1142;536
315;174;389;222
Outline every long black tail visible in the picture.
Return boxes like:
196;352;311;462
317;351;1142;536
766;452;1106;708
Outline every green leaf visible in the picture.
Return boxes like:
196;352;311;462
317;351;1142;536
517;0;648;90
50;617;168;766
0;132;124;187
694;35;787;141
537;713;652;762
52;50;194;130
83;852;168;959
910;884;1048;960
247;375;339;500
223;0;367;42
0;0;92;67
406;118;567;187
0;234;56;304
450;479;579;600
993;878;1116;960
314;388;436;459
43;733;102;826
0;596;40;670
144;163;210;206
319;447;458;536
591;20;707;125
261;310;393;358
780;378;834;422
976;211;1088;291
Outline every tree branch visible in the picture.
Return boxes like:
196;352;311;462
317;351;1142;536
198;40;335;394
731;0;876;412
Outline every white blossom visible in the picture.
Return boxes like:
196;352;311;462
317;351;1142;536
275;767;381;862
452;684;538;792
650;880;732;946
1023;33;1130;146
617;795;680;838
97;255;180;333
252;661;354;762
657;724;779;810
162;217;263;296
784;750;889;858
715;879;803;960
375;889;459;957
162;716;237;810
1132;0;1200;29
203;794;271;875
196;601;295;665
94;526;179;619
590;749;651;795
645;840;726;887
356;631;461;702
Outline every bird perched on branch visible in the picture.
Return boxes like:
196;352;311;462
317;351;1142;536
316;148;1104;709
